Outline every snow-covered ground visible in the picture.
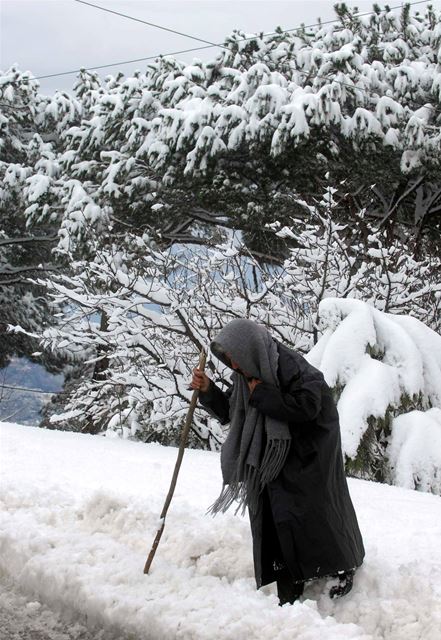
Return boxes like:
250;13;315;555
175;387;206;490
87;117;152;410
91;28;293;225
1;423;440;640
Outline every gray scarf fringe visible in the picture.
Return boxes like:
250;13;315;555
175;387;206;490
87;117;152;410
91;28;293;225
208;438;291;516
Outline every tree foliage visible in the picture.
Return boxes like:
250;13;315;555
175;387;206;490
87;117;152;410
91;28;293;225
1;3;440;264
0;69;62;369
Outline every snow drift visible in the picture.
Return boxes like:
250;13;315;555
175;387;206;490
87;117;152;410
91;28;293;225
1;422;441;640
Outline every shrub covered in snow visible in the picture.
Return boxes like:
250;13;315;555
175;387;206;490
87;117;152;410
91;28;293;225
308;298;441;493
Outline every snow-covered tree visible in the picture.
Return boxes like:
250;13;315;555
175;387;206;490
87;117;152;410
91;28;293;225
0;68;62;369
39;230;307;447
4;3;438;265
269;185;441;336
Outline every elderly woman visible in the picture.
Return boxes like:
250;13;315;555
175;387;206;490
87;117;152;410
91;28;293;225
190;318;364;606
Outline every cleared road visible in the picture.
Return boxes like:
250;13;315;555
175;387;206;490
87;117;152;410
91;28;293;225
0;574;127;640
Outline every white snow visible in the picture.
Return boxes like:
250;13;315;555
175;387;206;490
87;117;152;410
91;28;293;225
388;408;441;494
336;355;401;458
1;422;441;639
25;174;51;202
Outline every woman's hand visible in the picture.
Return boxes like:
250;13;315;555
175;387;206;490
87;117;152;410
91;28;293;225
248;378;262;394
190;367;211;392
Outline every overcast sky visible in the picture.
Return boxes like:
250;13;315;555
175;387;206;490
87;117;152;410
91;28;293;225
1;0;440;95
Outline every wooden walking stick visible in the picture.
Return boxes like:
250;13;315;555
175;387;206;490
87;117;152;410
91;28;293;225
143;348;207;574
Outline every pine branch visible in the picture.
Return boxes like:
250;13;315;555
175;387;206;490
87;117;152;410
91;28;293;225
0;235;58;248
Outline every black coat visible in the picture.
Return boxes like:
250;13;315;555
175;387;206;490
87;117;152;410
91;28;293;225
200;340;365;588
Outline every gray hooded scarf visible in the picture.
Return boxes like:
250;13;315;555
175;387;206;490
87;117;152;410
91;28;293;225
209;319;291;515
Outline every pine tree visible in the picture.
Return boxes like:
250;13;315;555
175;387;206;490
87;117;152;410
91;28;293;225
0;68;62;369
5;4;439;264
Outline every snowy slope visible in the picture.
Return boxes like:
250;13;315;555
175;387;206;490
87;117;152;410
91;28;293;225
1;423;440;640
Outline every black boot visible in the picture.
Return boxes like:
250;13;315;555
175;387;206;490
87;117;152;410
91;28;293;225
329;569;355;599
277;569;305;606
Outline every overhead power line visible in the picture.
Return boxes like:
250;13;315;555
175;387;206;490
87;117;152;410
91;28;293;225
73;0;227;49
35;45;214;80
35;0;433;80
0;383;60;395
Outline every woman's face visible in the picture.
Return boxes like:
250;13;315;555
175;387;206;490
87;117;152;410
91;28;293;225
225;352;253;379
